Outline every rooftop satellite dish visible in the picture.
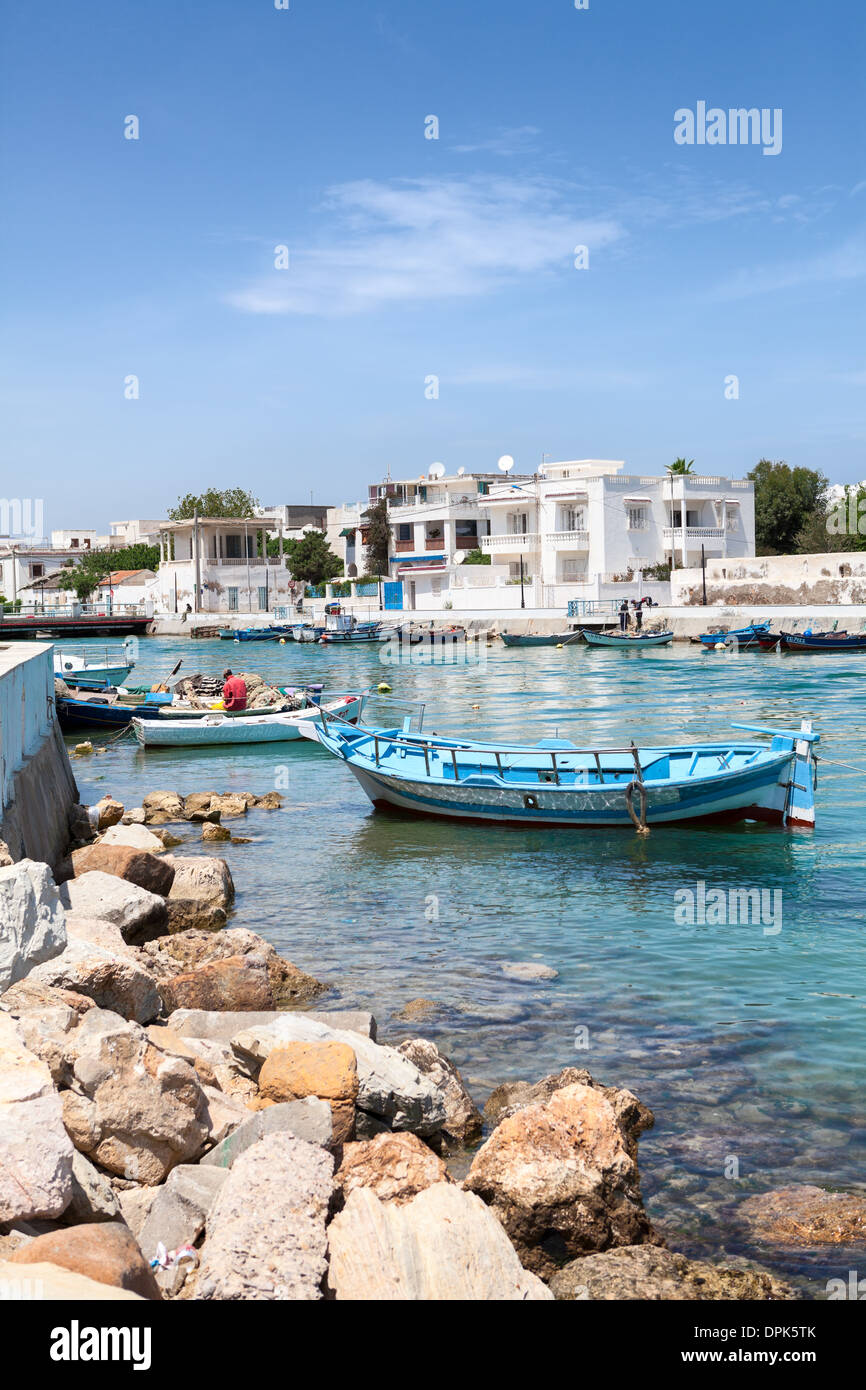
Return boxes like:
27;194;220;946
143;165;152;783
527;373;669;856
429;462;445;480
498;454;515;474
457;466;465;476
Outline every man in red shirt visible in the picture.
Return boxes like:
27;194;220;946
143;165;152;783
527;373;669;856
221;669;247;712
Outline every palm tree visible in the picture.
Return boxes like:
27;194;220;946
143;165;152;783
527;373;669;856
666;459;694;570
667;457;694;474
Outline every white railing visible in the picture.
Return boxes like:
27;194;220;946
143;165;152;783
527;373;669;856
546;530;590;547
664;527;725;541
480;533;540;550
209;556;283;567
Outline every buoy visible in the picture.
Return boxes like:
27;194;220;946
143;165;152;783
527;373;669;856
471;703;481;710
377;681;391;694
556;643;563;649
279;638;286;645
714;642;726;650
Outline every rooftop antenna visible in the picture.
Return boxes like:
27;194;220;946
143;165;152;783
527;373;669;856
498;454;515;474
429;462;445;480
457;466;465;476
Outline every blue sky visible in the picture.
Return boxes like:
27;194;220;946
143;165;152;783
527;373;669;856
1;0;864;530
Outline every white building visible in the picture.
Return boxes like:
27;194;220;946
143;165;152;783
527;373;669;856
0;546;87;605
108;519;163;548
479;460;755;609
155;517;296;615
50;528;109;551
93;569;159;610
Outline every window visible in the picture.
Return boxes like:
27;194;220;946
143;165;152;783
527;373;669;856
70;538;79;548
397;523;411;542
32;563;44;578
431;577;443;596
258;586;268;611
228;588;238;611
508;512;528;535
726;511;738;532
225;535;242;559
562;559;587;579
627;507;648;531
562;507;586;532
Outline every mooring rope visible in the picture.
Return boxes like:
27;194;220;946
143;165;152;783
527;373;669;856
625;778;651;835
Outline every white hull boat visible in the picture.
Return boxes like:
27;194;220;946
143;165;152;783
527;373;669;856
132;694;362;747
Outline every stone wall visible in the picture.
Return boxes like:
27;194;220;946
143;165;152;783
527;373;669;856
670;552;866;607
0;643;77;867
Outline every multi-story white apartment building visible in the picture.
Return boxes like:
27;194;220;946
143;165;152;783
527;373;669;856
480;460;755;608
155;516;296;614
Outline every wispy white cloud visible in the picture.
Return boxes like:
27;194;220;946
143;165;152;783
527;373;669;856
226;176;624;316
454;126;542;158
708;229;866;300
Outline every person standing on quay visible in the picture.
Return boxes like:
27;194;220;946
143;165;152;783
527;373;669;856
619;599;630;632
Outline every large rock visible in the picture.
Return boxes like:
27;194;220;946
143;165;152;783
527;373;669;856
8;1222;160;1299
59;872;167;946
142;791;185;825
165;900;227;934
92;797;125;832
73;844;175;898
0;1259;144;1300
336;1132;451;1208
61;1149;123;1225
550;1246;795;1301
195;1134;334;1300
258;1041;358;1143
27;918;162;1025
737;1185;866;1246
484;1066;655;1137
100;822;165;854
159;955;274;1014
0;859;66;992
232;1016;446;1137
165;856;234;911
0;977;94;1085
137;1164;228;1294
207;794;249;820
180;793;221;824
327;1183;552;1300
145;1025;256;1099
465;1079;658;1277
60;1009;209;1183
0;1013;74;1221
200;1098;332;1169
397;1038;482;1147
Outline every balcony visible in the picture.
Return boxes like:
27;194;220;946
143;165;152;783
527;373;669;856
207;555;283;567
546;529;589;549
394;540;415;553
455;535;480;549
424;537;445;551
480;533;540;552
664;527;725;543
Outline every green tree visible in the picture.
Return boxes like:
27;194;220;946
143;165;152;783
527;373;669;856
283;530;343;585
168;488;260;520
461;548;491;565
748;459;828;555
362;498;391;577
798;485;866;553
667;457;695;474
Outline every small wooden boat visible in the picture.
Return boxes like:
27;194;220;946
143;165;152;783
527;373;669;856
695;622;771;650
306;712;819;828
501;631;578;647
581;628;673;648
319;623;381;644
132;693;363;747
754;629;866;653
218;628;281;642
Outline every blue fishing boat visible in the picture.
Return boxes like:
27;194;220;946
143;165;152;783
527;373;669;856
581;628;673;648
307;711;818;829
218;628;281;642
696;621;771;650
55;686;172;730
501;631;578;647
777;630;866;653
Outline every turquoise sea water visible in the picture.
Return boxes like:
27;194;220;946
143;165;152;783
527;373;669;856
65;634;866;1293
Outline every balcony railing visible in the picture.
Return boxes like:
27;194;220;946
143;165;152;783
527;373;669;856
480;533;540;550
455;535;480;549
206;555;284;567
546;529;589;548
663;527;725;542
394;540;415;552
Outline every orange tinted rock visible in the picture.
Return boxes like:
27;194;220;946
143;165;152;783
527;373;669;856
337;1132;450;1207
74;844;175;898
9;1222;161;1299
159;955;274;1014
259;1041;358;1143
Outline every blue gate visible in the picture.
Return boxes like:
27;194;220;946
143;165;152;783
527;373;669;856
383;581;403;610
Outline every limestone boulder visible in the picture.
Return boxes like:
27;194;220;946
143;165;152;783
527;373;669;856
141;927;326;1006
120;808;147;827
202;823;230;843
336;1132;450;1208
8;1221;160;1299
0;1012;74;1222
141;791;185;825
100;822;165;854
0;1259;144;1300
0;859;66;993
92;797;125;832
200;1098;332;1169
195;1133;333;1300
327;1183;552;1300
137;1164;228;1295
60;1009;209;1183
61;1149;123;1225
167;1007;375;1042
165;855;234;911
73;843;175;898
484;1066;655;1143
164;900;227;934
59;872;167;946
396;1038;482;1147
259;1041;358;1143
464;1080;659;1277
208;794;249;819
27;919;162;1025
232;1015;446;1136
159;955;273;1014
0;977;93;1085
550;1245;795;1300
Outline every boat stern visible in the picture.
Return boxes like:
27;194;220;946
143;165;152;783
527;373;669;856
732;719;819;827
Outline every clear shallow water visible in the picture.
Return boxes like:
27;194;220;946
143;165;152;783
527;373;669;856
65;635;866;1293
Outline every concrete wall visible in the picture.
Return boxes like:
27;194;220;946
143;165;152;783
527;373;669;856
0;643;77;866
671;552;866;606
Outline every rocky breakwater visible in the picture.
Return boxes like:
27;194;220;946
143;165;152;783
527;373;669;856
0;788;806;1301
